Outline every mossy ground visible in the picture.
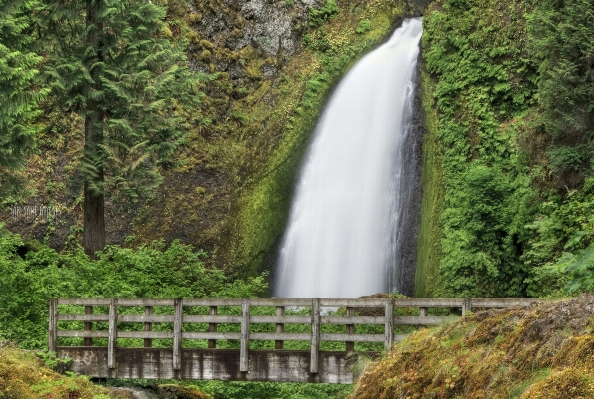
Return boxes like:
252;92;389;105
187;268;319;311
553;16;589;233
349;294;594;399
0;344;126;399
0;343;214;398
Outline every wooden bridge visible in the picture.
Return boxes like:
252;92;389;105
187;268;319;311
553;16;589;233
50;297;537;384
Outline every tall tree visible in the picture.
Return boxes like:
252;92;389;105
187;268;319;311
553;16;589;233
0;0;48;202
40;0;207;256
529;0;594;176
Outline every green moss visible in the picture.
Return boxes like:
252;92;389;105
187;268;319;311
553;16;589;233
349;297;594;399
200;49;212;62
0;345;126;399
415;63;445;298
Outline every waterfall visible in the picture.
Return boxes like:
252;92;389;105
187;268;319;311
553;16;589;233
274;18;423;299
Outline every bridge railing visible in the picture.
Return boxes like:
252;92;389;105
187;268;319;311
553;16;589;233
49;297;538;374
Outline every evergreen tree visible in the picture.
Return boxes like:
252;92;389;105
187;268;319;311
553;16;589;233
529;0;594;175
0;0;48;202
39;0;208;255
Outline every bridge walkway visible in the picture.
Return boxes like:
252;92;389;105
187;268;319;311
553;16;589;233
49;297;538;383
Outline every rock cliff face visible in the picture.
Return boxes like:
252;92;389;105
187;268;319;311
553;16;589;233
193;0;322;74
2;0;431;279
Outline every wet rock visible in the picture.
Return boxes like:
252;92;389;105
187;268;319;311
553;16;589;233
108;385;212;399
109;387;161;399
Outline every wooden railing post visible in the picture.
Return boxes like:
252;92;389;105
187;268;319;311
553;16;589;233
419;307;428;317
144;306;153;348
240;299;250;372
209;306;217;349
107;299;118;369
462;298;471;316
310;298;320;373
275;306;284;350
345;307;354;352
173;298;183;371
384;299;394;352
84;306;93;346
48;298;58;352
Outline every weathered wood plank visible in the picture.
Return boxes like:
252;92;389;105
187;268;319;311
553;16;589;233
84;306;93;346
345;307;354;353
208;306;217;349
310;298;320;373
58;298;111;306
419;307;428;317
58;330;110;338
108;299;118;369
320;333;385;343
470;298;540;308
250;333;311;341
183;332;241;340
58;314;110;322
462;298;471;316
319;298;389;307
184;315;242;323
385;300;394;351
392;298;465;307
57;347;369;384
275;306;284;350
57;313;399;325
49;298;58;352
249;298;314;307
173;299;183;370
56;297;538;309
321;316;385;325
118;298;176;306
144;306;153;348
119;314;174;323
240;299;250;372
393;316;456;325
59;330;177;339
250;315;310;324
183;298;243;306
113;331;175;339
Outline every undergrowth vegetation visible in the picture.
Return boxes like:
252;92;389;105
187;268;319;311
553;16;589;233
417;0;594;298
349;294;594;399
112;379;352;399
0;343;130;399
0;229;267;349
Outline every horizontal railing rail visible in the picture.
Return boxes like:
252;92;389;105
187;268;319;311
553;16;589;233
49;297;540;374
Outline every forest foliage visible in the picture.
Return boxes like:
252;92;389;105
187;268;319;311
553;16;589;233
0;0;48;199
0;229;267;349
419;0;594;298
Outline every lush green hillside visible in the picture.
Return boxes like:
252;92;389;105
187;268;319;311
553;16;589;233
416;0;594;299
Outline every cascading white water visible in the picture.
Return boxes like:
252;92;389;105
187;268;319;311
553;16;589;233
274;18;423;299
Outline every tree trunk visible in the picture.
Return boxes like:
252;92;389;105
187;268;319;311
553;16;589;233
83;181;105;257
82;0;105;258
